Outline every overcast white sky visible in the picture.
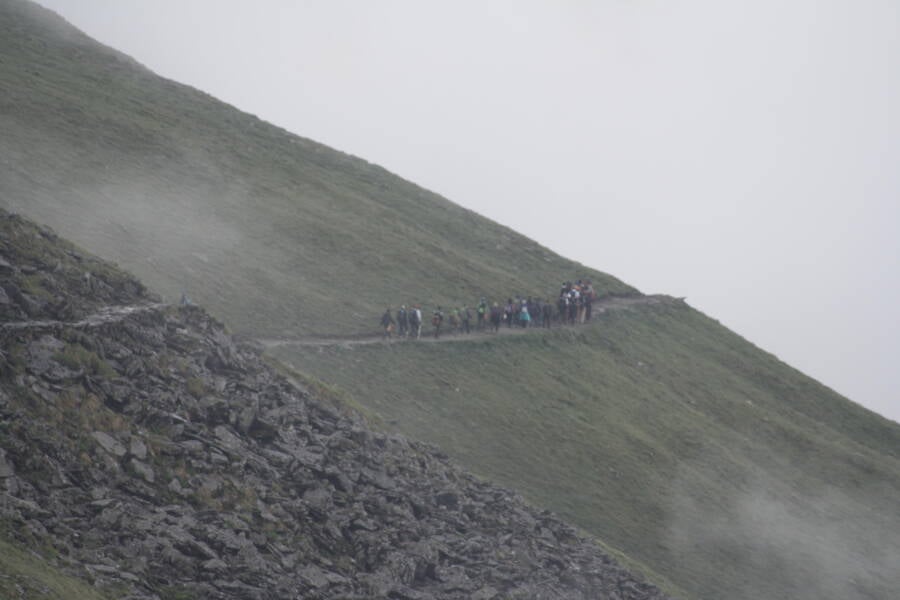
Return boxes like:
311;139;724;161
37;0;900;422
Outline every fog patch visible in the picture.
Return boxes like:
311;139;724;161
665;462;900;600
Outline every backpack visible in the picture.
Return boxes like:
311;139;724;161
432;314;441;326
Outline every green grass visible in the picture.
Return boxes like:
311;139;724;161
273;302;900;600
0;0;632;338
0;536;110;600
54;344;117;379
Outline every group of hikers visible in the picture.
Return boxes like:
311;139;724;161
379;280;598;339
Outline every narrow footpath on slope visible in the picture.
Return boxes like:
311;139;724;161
254;294;677;349
0;302;170;332
1;295;679;347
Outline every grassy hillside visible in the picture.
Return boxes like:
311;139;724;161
2;2;900;599
0;537;112;600
272;302;900;600
0;0;632;338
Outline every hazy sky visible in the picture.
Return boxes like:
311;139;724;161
37;0;900;422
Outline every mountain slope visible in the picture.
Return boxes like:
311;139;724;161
0;0;632;338
2;2;900;599
0;209;671;600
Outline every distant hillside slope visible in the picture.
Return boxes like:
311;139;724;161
0;0;633;337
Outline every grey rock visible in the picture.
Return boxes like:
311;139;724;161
201;558;228;572
168;478;190;497
0;449;14;478
435;491;459;510
300;565;348;589
179;439;205;455
472;586;499;600
130;459;155;483
92;431;127;458
237;405;257;435
26;335;67;378
213;425;244;454
249;417;279;443
0;255;13;274
129;437;148;461
198;396;230;425
324;467;354;494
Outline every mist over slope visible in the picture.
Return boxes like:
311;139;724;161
0;0;632;338
3;1;900;599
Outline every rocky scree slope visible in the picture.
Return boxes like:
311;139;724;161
0;212;671;599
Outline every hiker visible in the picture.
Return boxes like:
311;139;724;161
489;302;503;333
542;299;553;328
568;288;580;325
519;300;531;328
583;281;595;321
575;280;587;324
505;299;514;328
397;305;409;338
530;297;542;328
461;305;472;334
476;298;487;330
557;293;568;324
432;307;444;338
409;305;422;339
526;296;542;327
380;308;395;339
448;309;460;333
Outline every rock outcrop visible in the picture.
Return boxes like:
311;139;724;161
0;210;671;599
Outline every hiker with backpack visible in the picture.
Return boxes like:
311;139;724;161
380;308;396;340
432;307;444;339
504;299;515;328
476;298;487;330
489;302;503;333
461;305;472;334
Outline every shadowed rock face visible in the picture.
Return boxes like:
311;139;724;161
0;213;671;599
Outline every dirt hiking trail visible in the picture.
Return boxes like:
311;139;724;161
2;295;679;348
